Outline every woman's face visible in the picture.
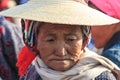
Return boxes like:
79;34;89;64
36;23;86;71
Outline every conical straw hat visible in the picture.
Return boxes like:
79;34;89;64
0;0;119;26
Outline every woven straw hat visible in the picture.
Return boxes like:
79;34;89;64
0;0;119;25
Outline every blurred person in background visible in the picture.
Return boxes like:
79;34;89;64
0;1;24;80
0;0;24;79
87;0;120;68
0;16;24;80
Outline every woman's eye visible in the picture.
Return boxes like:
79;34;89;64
66;36;77;42
47;39;55;42
67;38;75;42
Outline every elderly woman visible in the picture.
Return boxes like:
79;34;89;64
0;0;120;80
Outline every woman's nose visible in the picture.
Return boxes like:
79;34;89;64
55;43;67;57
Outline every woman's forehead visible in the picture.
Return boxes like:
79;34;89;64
38;23;82;32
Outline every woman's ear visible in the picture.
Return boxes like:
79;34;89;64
82;33;91;50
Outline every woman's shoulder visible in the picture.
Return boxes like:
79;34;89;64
20;64;42;80
95;71;116;80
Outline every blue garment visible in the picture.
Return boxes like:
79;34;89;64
0;16;24;80
102;31;120;68
20;0;28;4
0;16;4;21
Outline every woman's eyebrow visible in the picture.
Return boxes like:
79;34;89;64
44;33;56;37
65;33;77;36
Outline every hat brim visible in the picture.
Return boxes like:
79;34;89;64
0;0;119;26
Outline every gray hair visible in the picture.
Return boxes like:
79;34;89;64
81;25;91;41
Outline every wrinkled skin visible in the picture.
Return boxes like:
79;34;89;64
36;23;87;71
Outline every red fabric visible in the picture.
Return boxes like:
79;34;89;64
16;46;36;77
0;0;9;11
0;27;3;34
89;0;120;19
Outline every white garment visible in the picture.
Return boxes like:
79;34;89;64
32;48;120;80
